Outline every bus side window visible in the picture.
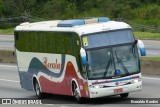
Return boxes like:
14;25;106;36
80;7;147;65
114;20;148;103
15;32;19;40
55;32;64;54
73;33;82;71
65;34;72;55
17;32;27;52
46;32;55;53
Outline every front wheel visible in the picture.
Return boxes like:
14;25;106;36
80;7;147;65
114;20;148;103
120;93;129;98
34;80;44;99
73;83;84;103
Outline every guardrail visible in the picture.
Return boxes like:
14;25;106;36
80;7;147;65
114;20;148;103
0;15;46;29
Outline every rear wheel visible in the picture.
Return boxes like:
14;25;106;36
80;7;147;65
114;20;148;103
34;80;44;99
120;93;129;98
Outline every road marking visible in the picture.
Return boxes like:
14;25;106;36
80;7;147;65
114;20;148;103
0;65;17;68
146;52;159;55
145;45;160;47
60;106;70;107
43;104;55;106
142;77;160;81
0;79;19;83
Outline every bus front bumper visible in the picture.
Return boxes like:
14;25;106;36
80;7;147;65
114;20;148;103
88;81;142;98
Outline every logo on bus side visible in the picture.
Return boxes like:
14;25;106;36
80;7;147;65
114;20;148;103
43;57;61;70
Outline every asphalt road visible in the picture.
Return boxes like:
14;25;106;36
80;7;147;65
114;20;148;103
0;35;14;51
0;34;160;56
0;40;14;50
0;64;160;107
144;40;160;56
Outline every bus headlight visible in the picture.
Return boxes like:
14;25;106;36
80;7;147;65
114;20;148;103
89;85;103;88
89;85;99;88
95;85;100;88
133;79;139;83
132;79;141;83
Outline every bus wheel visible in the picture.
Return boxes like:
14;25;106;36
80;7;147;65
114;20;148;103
34;80;44;99
120;93;129;98
73;83;83;103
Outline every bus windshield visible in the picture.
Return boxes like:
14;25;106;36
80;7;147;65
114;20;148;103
86;44;140;80
82;29;134;49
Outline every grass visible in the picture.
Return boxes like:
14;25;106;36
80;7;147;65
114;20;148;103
0;28;14;35
132;4;160;25
140;56;160;61
134;31;160;40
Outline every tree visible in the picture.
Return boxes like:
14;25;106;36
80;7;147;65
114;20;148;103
40;0;66;19
0;0;3;15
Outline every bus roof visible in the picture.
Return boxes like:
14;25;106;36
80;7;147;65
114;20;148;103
15;17;131;36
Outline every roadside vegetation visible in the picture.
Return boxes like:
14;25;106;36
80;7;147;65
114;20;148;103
0;0;160;40
140;57;160;61
0;28;14;34
0;0;160;27
134;32;160;40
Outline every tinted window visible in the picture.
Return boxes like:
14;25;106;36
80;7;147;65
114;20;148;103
15;31;75;55
82;29;134;49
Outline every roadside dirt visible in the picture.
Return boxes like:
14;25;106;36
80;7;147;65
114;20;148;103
0;50;16;63
141;60;160;75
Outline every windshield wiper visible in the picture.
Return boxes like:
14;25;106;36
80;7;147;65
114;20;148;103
115;51;129;75
103;58;111;78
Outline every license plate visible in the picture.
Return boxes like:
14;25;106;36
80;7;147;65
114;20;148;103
114;88;123;93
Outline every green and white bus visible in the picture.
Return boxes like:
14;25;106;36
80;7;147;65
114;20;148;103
14;17;146;103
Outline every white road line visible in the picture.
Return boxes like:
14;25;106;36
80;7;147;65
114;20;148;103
145;45;160;47
147;52;159;55
0;79;19;83
60;106;70;107
142;77;160;81
43;104;55;106
0;65;17;68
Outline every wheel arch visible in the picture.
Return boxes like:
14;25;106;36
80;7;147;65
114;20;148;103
71;78;81;97
32;75;42;93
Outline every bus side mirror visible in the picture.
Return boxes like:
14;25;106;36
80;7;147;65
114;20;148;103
80;48;87;65
137;40;146;56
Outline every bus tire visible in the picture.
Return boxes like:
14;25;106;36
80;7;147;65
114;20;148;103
72;83;84;103
34;80;44;99
120;93;129;98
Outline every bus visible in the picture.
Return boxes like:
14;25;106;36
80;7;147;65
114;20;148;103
14;17;146;103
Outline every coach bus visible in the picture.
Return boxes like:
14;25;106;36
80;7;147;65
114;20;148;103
14;17;146;103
